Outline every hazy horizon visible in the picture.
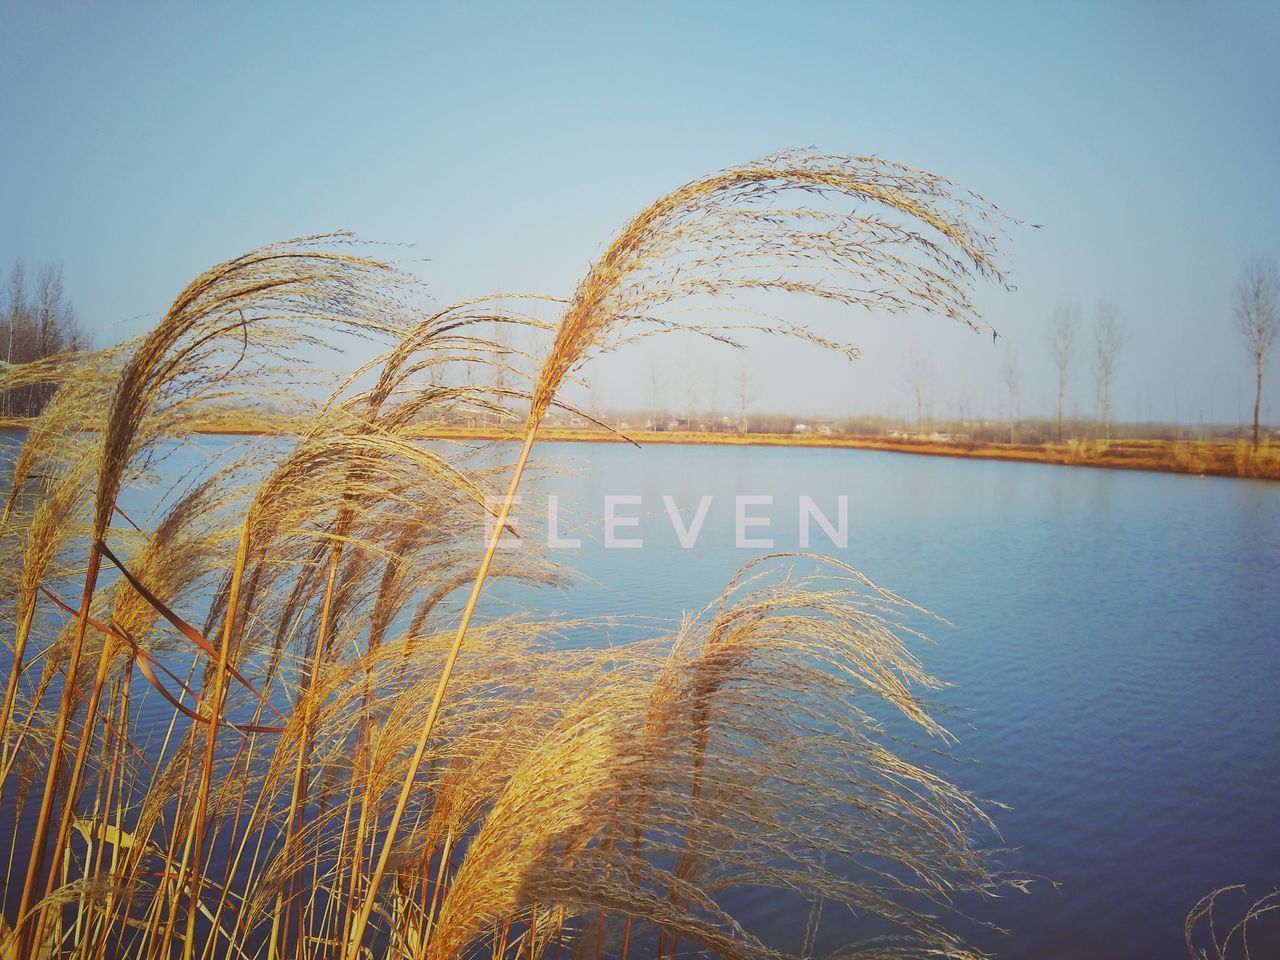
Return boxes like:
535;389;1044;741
2;1;1278;425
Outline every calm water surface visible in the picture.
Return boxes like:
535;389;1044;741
7;436;1278;958
499;442;1279;960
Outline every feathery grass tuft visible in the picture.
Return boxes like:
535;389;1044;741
2;154;1025;960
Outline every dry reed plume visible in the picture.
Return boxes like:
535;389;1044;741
1185;886;1280;959
1;152;1022;959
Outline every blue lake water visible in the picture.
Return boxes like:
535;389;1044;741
490;442;1280;960
5;435;1278;958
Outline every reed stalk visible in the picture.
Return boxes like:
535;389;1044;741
344;427;537;955
0;155;1025;960
181;513;251;960
11;543;102;959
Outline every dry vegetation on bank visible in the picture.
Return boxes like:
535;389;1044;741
120;418;1276;483
468;429;1280;481
6;419;1277;481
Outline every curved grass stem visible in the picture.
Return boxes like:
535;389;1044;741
343;427;538;957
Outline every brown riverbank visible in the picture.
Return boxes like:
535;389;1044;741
6;417;1277;480
405;426;1280;481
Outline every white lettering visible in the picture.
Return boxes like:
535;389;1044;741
799;495;848;548
484;496;521;549
604;495;644;548
735;495;774;549
547;494;581;548
663;495;713;548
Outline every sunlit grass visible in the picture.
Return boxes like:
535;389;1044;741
0;152;1022;959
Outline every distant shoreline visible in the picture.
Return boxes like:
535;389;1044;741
402;427;1279;481
5;421;1276;481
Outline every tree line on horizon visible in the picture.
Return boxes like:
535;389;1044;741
2;256;1276;448
603;257;1279;448
0;260;83;418
1036;256;1278;449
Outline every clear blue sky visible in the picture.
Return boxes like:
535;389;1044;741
2;1;1277;424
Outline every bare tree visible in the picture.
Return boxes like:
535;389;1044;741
954;392;972;440
36;266;75;354
1001;345;1020;444
707;365;720;431
647;359;665;429
2;260;80;417
5;261;26;356
3;260;27;418
736;360;754;433
682;355;699;429
1092;299;1126;441
1049;302;1077;442
1234;257;1279;448
905;343;932;436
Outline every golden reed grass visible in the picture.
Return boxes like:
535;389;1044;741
1;153;1025;959
1185;886;1280;959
